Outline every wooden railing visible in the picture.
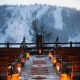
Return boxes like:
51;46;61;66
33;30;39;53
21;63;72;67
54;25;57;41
0;42;80;48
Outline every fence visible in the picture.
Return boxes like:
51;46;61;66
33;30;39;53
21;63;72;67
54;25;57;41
0;42;80;48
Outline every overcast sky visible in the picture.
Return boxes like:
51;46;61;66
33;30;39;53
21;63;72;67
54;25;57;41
0;0;80;10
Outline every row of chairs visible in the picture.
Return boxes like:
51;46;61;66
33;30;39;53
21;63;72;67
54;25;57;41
54;47;80;80
0;48;25;80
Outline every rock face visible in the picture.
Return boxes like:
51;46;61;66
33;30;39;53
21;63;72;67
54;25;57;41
0;5;80;43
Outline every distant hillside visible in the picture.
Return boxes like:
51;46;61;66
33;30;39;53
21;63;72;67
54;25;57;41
0;5;80;43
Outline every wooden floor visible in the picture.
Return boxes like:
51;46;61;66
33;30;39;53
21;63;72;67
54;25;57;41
20;55;59;80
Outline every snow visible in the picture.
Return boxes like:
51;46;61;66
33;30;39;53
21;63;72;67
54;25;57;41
0;5;80;45
68;34;80;42
68;34;80;46
2;5;49;43
0;6;34;43
36;6;49;19
53;7;63;30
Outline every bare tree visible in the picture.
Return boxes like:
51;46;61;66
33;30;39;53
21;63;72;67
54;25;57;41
31;17;52;43
30;5;53;43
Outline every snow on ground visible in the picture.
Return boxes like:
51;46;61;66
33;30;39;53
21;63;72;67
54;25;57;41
36;5;49;19
68;34;80;42
53;8;63;30
68;34;80;46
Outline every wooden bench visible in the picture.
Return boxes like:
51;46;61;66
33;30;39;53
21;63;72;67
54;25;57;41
54;47;80;79
0;48;21;79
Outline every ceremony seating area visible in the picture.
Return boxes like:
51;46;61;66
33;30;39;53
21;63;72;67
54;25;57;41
54;47;80;80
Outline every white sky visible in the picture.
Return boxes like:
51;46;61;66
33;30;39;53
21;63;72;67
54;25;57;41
0;0;80;10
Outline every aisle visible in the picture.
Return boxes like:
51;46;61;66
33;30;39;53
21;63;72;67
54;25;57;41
20;55;59;80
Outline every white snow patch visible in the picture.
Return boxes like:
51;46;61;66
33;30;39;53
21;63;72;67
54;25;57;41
5;6;48;43
53;8;63;30
3;6;34;43
68;34;80;47
36;6;49;19
68;34;80;42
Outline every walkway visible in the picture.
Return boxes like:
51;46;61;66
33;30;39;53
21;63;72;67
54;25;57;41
20;55;59;80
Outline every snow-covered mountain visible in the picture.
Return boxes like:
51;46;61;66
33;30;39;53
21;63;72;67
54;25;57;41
0;5;80;43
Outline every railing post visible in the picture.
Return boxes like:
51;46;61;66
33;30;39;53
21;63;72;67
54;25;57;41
7;42;9;48
55;42;58;47
70;41;72;47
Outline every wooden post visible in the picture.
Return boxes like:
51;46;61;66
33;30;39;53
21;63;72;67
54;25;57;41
7;42;9;48
70;42;72;47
